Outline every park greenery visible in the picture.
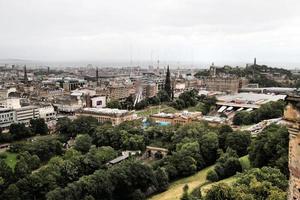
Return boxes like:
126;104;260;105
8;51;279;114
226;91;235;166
194;64;296;87
180;124;289;200
0;111;289;200
0;117;257;200
232;100;285;125
184;167;288;200
249;124;289;176
0;118;49;143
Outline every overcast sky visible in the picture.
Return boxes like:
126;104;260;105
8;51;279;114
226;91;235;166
0;0;300;67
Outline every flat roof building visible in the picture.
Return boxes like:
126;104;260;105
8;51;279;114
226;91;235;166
15;106;39;125
0;108;16;129
216;93;286;109
75;108;136;126
150;111;202;125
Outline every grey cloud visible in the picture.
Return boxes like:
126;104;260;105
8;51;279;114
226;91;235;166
0;0;300;66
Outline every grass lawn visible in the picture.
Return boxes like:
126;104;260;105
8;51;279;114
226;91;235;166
1;152;18;169
187;103;205;112
149;156;250;200
149;165;214;200
201;155;250;195
136;104;177;117
239;155;251;171
136;103;206;118
201;176;237;195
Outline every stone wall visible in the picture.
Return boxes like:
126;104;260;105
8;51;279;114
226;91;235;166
284;96;300;200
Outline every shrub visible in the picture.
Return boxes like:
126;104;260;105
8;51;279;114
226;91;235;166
207;169;219;182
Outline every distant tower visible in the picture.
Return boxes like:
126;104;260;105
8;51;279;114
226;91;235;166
47;67;50;75
210;62;216;77
157;60;160;70
252;58;256;77
24;65;28;84
96;67;99;86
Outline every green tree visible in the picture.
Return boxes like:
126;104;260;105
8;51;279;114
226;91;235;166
164;65;172;99
232;167;288;200
181;184;191;200
83;146;117;172
207;169;219;182
14;159;31;179
218;125;233;151
107;99;121;109
121;133;145;150
18;151;41;170
74;134;92;153
205;183;236;200
158;90;171;102
56;117;76;137
225;131;251;157
249;125;289;176
1;184;20;200
235;167;288;192
169;152;197;177
9;123;33;140
213;148;242;180
73;116;99;135
155;167;169;192
30;118;49;135
177;141;206;170
129;189;146;200
199;132;219;165
0;159;13;189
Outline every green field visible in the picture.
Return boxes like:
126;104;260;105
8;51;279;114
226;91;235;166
187;103;205;112
149;156;250;200
239;155;251;171
136;105;177;117
136;103;205;118
1;152;18;169
149;165;214;200
201;176;237;195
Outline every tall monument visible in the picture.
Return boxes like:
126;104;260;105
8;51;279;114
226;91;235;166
284;95;300;200
24;65;28;84
96;67;99;86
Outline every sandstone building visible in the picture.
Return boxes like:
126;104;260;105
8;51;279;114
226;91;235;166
284;95;300;200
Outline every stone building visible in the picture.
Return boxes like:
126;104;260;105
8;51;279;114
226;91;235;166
204;77;248;93
150;111;202;125
75;108;136;126
107;84;135;100
284;95;300;200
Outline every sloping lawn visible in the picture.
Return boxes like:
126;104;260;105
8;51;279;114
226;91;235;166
1;152;18;169
136;105;177;117
149;156;250;200
201;176;237;195
240;155;251;171
187;103;205;112
201;155;250;195
149;165;214;200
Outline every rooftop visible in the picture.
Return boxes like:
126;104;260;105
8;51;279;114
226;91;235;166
151;111;202;119
217;93;286;105
81;107;131;116
0;108;13;113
